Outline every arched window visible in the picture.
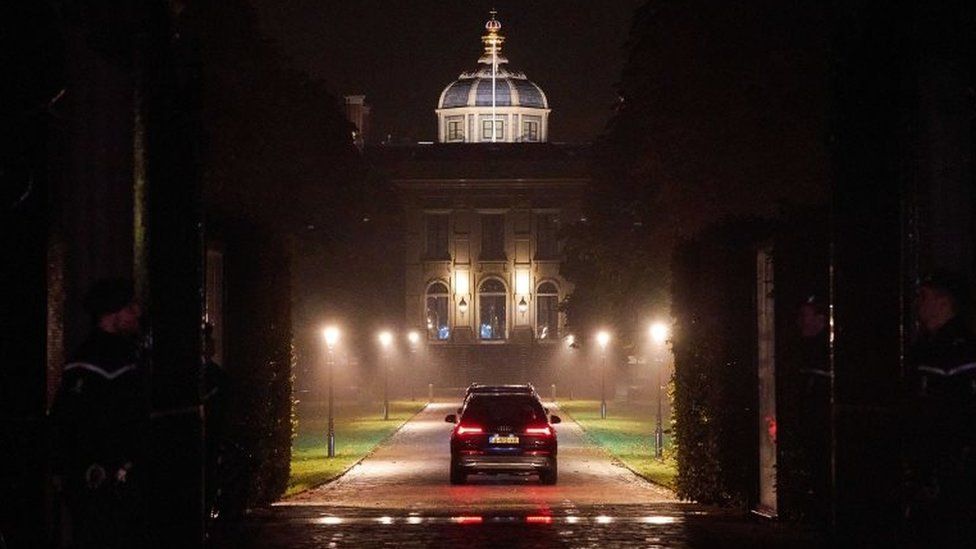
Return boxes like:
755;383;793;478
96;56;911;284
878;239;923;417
536;282;559;340
426;282;450;341
478;278;507;340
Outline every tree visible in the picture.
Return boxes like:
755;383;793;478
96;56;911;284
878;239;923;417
562;0;828;349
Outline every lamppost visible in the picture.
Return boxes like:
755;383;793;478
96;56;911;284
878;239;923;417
378;330;393;420
323;326;340;458
650;322;669;459
564;334;576;400
407;330;419;401
597;330;610;419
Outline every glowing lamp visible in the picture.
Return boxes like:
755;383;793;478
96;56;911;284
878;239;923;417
455;270;470;295
323;326;340;349
596;330;610;348
515;270;530;296
650;322;669;344
378;330;393;348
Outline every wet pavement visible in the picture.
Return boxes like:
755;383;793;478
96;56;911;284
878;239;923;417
214;402;824;547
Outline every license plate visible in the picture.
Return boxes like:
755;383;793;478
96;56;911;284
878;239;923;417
490;434;519;444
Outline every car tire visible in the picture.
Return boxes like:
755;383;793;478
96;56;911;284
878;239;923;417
450;463;466;485
539;460;557;485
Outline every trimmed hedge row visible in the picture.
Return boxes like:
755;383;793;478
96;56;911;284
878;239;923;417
671;219;770;506
220;223;294;511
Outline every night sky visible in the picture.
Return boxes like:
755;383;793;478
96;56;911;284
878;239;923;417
250;0;644;144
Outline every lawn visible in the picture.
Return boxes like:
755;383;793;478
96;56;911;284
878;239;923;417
288;399;428;496
557;399;677;489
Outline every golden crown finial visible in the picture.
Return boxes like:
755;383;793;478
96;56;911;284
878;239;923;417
486;9;501;32
482;9;504;57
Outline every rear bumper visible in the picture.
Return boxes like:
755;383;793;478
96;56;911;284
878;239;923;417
456;455;553;472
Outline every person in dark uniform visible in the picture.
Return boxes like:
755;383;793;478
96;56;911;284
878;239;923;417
201;322;229;522
792;295;831;524
905;272;976;542
52;278;147;548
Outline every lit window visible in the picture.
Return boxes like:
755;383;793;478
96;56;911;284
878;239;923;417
478;279;507;340
447;118;464;141
426;282;450;341
536;282;559;339
481;119;504;140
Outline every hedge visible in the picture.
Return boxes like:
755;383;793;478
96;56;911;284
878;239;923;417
671;219;771;506
218;222;294;513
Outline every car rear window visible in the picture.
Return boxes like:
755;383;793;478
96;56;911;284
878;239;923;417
469;385;533;395
462;395;546;424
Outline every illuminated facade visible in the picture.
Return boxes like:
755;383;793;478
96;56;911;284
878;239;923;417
373;12;587;382
386;145;586;352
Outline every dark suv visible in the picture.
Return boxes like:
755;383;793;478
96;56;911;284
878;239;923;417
446;393;561;485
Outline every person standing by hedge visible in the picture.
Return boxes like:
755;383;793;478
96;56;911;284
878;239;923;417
904;272;976;542
791;295;831;524
52;278;148;548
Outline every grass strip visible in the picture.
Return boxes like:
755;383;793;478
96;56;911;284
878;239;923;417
287;399;427;496
557;399;677;489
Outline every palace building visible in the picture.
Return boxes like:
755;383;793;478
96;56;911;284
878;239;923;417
374;12;589;384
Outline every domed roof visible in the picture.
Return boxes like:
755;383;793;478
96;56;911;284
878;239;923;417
437;13;549;111
439;72;548;109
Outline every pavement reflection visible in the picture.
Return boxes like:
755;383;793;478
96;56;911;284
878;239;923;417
215;504;824;548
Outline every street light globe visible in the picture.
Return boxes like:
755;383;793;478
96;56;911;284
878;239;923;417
565;334;575;348
596;330;610;348
650;322;669;345
407;330;420;345
323;326;340;349
378;330;393;348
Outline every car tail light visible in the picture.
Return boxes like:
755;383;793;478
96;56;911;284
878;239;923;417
456;425;483;436
524;426;552;436
526;515;553;524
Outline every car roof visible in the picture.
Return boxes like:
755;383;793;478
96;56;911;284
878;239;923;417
466;383;535;395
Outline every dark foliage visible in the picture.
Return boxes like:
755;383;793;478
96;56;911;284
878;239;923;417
671;219;771;505
187;0;363;238
219;222;293;510
561;0;828;349
178;0;368;510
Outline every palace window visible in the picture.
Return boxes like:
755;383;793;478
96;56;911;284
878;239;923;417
426;282;450;341
425;214;449;259
447;118;464;141
480;214;505;260
481;119;504;140
478;278;507;340
522;120;539;142
536;282;559;340
536;214;559;259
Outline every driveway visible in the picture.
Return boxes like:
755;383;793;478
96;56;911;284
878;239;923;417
283;401;676;510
